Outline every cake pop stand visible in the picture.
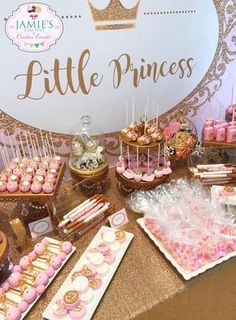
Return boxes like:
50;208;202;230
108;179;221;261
0;163;65;223
117;137;169;193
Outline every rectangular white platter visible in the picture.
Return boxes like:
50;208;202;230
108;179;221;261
0;237;76;320
43;226;134;320
137;218;236;280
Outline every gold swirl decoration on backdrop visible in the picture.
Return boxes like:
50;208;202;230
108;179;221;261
0;0;236;158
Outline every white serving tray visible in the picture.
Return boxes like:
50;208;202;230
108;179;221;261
43;226;134;320
137;218;236;280
0;237;76;320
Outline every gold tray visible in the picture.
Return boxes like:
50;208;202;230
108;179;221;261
116;172;169;190
69;160;109;180
0;163;65;202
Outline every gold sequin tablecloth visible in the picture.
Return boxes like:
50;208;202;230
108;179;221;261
2;168;236;320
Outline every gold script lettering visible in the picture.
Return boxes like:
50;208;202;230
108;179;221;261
109;54;195;89
14;49;103;100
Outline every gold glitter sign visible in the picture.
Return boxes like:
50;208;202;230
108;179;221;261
88;0;140;30
0;0;234;137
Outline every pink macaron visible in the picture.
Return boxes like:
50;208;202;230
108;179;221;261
6;307;22;320
69;302;87;320
23;287;37;304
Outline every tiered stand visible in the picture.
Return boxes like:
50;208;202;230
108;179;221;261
116;137;169;192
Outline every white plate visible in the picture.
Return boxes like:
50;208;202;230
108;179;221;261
43;226;134;320
137;218;236;280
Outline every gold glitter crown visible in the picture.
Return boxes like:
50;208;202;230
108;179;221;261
88;0;140;31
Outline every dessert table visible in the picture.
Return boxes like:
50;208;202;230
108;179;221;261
1;167;236;320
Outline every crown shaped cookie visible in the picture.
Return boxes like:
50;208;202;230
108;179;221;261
88;0;140;31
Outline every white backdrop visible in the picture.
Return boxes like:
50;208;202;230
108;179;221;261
0;0;219;134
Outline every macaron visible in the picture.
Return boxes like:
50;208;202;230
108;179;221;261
88;277;102;290
53;299;68;318
72;276;89;293
109;241;121;253
63;290;80;311
88;252;104;266
103;251;116;265
96;263;109;277
80;287;94;304
115;230;126;243
69;302;86;320
79;264;97;278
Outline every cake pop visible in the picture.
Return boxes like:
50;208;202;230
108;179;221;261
23;287;37;304
41;239;73;254
30;181;42;193
35;272;49;286
33;175;44;184
0;181;7;192
7;181;18;193
19;181;31;193
6;307;22;320
42;182;54;194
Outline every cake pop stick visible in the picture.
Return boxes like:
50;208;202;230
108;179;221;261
19;132;25;158
13;134;21;161
158;143;160;167
127;146;130;170
7;131;16;159
46;135;52;157
0;148;7;168
136;146;139;170
156;103;159;130
34;134;42;158
1;132;10;164
49;131;56;156
147;148;150;174
119;138;123;159
132;96;135;124
25;132;33;160
32;139;38;158
28;132;36;158
231;85;234;107
40;129;46;156
125;100;129;127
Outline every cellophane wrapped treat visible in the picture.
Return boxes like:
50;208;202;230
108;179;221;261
129;179;236;272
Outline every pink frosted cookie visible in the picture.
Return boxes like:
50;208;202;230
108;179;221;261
0;181;7;192
142;173;155;182
116;162;125;175
53;299;68;318
69;302;87;320
7;181;18;193
122;169;134;180
133;170;142;182
19;181;31;193
31;181;42;193
42;182;54;194
162;167;172;175
23;287;37;304
154;168;164;178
